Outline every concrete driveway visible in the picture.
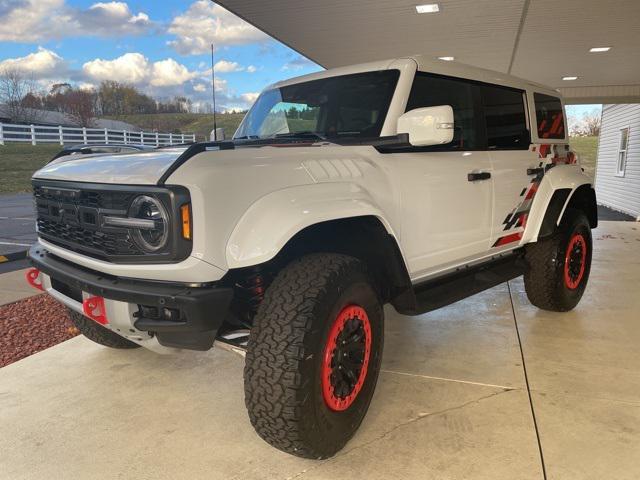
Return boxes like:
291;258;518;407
0;193;37;256
1;221;639;479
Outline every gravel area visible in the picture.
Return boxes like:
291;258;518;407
1;294;78;368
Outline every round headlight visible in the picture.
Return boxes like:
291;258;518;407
128;195;169;253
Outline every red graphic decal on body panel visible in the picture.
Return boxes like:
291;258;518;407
492;140;569;248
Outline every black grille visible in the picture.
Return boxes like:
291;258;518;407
34;184;144;259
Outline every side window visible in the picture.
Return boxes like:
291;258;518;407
617;127;630;176
534;93;565;139
406;73;480;150
481;85;529;149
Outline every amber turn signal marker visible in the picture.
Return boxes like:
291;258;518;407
181;204;192;240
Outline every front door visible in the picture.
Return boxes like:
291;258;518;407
392;72;494;279
392;150;494;279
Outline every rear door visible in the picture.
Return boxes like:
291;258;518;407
481;84;539;249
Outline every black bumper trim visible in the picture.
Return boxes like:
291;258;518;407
29;245;233;350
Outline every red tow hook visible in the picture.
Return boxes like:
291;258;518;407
83;296;108;325
25;268;44;291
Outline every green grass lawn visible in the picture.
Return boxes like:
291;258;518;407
105;112;245;141
569;136;599;178
0;144;62;194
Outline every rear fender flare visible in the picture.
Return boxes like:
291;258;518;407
522;166;594;243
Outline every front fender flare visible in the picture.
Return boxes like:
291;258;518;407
226;182;398;269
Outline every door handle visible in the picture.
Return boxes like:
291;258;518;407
467;171;491;182
527;167;544;175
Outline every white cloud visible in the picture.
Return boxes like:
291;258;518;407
82;53;198;88
240;92;259;104
246;65;257;73
282;55;316;71
214;60;243;73
0;0;153;42
151;58;197;87
0;47;67;78
83;53;150;84
193;83;208;93
168;1;269;55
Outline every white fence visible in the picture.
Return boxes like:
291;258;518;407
0;122;196;146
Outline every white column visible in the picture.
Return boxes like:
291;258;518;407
104;128;109;144
0;123;4;146
181;133;185;143
155;131;159;146
58;125;64;145
124;130;128;144
169;133;173;145
82;127;87;144
30;124;36;145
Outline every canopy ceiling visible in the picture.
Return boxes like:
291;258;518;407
217;0;640;104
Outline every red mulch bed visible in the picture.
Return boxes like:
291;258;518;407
0;294;79;368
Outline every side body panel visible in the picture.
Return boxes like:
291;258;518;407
384;150;493;279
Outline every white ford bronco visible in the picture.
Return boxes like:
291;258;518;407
28;56;597;458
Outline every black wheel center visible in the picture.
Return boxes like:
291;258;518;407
329;318;366;399
567;243;584;280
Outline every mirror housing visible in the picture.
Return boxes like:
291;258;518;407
397;105;454;146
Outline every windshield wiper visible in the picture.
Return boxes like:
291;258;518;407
273;131;327;141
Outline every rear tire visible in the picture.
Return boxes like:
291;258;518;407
68;309;141;349
243;253;384;459
524;208;592;311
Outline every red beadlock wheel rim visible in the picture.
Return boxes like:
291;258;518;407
321;305;372;411
564;233;587;290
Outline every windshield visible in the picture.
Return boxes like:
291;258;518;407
234;70;400;141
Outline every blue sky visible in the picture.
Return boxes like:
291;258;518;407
0;0;322;111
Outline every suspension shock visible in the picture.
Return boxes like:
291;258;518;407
232;269;270;326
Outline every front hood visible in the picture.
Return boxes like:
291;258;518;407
32;147;188;185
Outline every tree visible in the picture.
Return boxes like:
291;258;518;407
0;67;44;124
581;110;601;137
568;108;601;137
64;89;97;127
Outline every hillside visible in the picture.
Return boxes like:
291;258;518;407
569;136;599;178
105;112;246;141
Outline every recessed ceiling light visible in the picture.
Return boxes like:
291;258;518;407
437;56;455;61
562;76;578;81
416;4;440;13
589;47;611;52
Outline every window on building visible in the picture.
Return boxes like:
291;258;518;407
617;127;630;176
406;73;481;150
480;85;529;149
534;93;565;139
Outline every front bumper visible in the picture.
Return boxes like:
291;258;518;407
30;244;234;351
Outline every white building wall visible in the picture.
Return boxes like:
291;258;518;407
595;104;640;219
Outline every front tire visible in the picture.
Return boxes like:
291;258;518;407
524;208;592;311
243;253;384;459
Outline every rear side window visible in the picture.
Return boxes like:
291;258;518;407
406;73;481;150
480;85;529;149
534;93;565;139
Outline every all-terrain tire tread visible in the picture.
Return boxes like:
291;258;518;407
243;253;366;458
523;208;590;312
523;229;566;311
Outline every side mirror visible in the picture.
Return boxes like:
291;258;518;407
210;127;226;141
397;105;454;147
